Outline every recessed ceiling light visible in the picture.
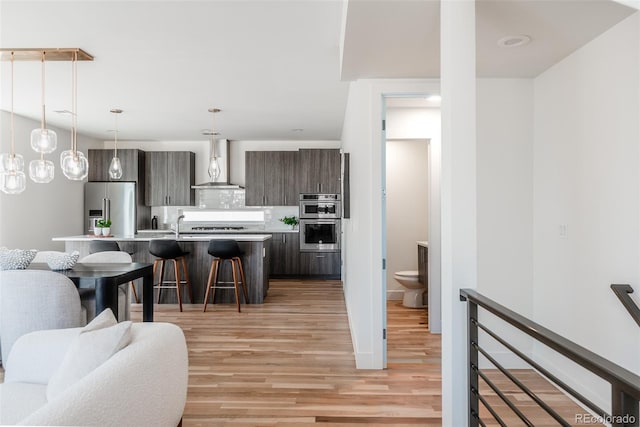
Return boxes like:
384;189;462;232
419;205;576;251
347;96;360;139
497;35;531;48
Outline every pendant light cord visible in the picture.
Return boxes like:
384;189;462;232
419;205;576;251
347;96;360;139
114;111;118;157
41;51;46;130
10;52;15;160
72;51;78;155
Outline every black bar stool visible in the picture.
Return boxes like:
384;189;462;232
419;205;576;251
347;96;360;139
149;239;193;312
203;239;249;313
90;240;139;303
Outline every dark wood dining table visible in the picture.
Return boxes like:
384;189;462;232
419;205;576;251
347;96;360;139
28;262;154;321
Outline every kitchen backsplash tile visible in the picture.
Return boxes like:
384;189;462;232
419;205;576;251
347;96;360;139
150;189;299;230
197;189;246;209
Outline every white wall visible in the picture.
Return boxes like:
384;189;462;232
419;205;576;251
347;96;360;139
476;78;534;367
385;138;428;300
440;2;477;425
533;13;640;410
341;78;440;369
0;112;103;250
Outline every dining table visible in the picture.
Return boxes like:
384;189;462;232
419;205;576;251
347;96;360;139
28;262;154;321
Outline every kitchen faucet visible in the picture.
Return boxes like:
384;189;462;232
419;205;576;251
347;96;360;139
175;215;185;239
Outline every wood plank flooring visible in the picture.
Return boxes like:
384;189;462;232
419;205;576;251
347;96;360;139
478;369;605;427
134;281;442;426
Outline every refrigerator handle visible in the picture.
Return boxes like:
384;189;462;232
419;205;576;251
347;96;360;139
102;198;111;221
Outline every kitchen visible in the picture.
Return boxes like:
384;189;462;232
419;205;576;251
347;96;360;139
53;140;346;305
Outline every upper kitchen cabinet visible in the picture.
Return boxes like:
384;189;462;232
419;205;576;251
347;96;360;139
145;151;195;206
88;149;145;182
245;151;298;206
297;149;341;194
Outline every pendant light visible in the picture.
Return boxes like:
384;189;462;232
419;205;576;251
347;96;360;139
205;108;221;180
29;51;55;183
0;52;26;194
60;51;88;181
108;108;123;180
30;51;57;154
28;157;55;183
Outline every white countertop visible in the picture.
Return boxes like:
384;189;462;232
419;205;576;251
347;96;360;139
53;234;273;242
138;228;299;234
417;241;428;248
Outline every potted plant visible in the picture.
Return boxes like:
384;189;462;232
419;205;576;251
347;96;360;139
98;219;112;236
279;216;299;230
93;221;103;236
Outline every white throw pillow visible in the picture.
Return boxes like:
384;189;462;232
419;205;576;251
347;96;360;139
43;250;80;270
46;310;132;401
84;308;118;331
0;247;37;270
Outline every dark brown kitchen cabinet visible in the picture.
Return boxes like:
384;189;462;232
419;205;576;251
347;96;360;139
299;252;340;278
88;149;144;182
297;149;341;194
269;232;300;277
145;151;195;206
245;151;298;206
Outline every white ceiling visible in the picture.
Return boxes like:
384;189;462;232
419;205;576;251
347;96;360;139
0;0;636;142
341;0;635;79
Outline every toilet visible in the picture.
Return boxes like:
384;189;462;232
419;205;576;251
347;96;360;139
394;270;425;308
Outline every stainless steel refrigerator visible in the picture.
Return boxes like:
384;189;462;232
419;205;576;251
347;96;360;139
84;182;137;236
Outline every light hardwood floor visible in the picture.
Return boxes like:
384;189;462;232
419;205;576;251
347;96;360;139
133;280;442;426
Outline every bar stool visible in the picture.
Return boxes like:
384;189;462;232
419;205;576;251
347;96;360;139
203;239;249;313
149;239;193;312
90;240;139;303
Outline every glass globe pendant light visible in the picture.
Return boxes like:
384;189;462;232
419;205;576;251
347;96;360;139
206;108;221;180
30;51;57;154
29;156;55;183
60;51;88;181
108;108;123;180
0;52;26;194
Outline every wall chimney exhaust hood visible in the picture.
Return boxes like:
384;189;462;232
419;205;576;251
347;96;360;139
192;138;244;189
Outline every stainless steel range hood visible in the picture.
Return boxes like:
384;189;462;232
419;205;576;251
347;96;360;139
192;138;244;189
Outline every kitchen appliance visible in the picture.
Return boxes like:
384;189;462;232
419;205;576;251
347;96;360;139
191;139;244;189
299;193;341;218
299;219;341;252
177;209;265;233
299;194;341;252
85;182;137;236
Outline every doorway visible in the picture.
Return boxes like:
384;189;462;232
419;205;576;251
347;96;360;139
381;94;442;366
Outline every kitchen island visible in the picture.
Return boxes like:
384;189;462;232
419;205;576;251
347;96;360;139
54;234;271;305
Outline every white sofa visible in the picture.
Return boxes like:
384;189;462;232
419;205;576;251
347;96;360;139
0;322;188;426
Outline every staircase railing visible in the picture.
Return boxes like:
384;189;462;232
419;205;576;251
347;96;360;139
460;288;640;427
611;284;640;328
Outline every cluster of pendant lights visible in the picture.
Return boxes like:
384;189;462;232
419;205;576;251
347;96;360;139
0;49;101;195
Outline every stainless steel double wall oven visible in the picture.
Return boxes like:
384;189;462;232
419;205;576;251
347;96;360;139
299;193;341;252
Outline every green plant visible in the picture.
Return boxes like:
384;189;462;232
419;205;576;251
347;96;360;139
97;219;112;228
279;216;299;227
